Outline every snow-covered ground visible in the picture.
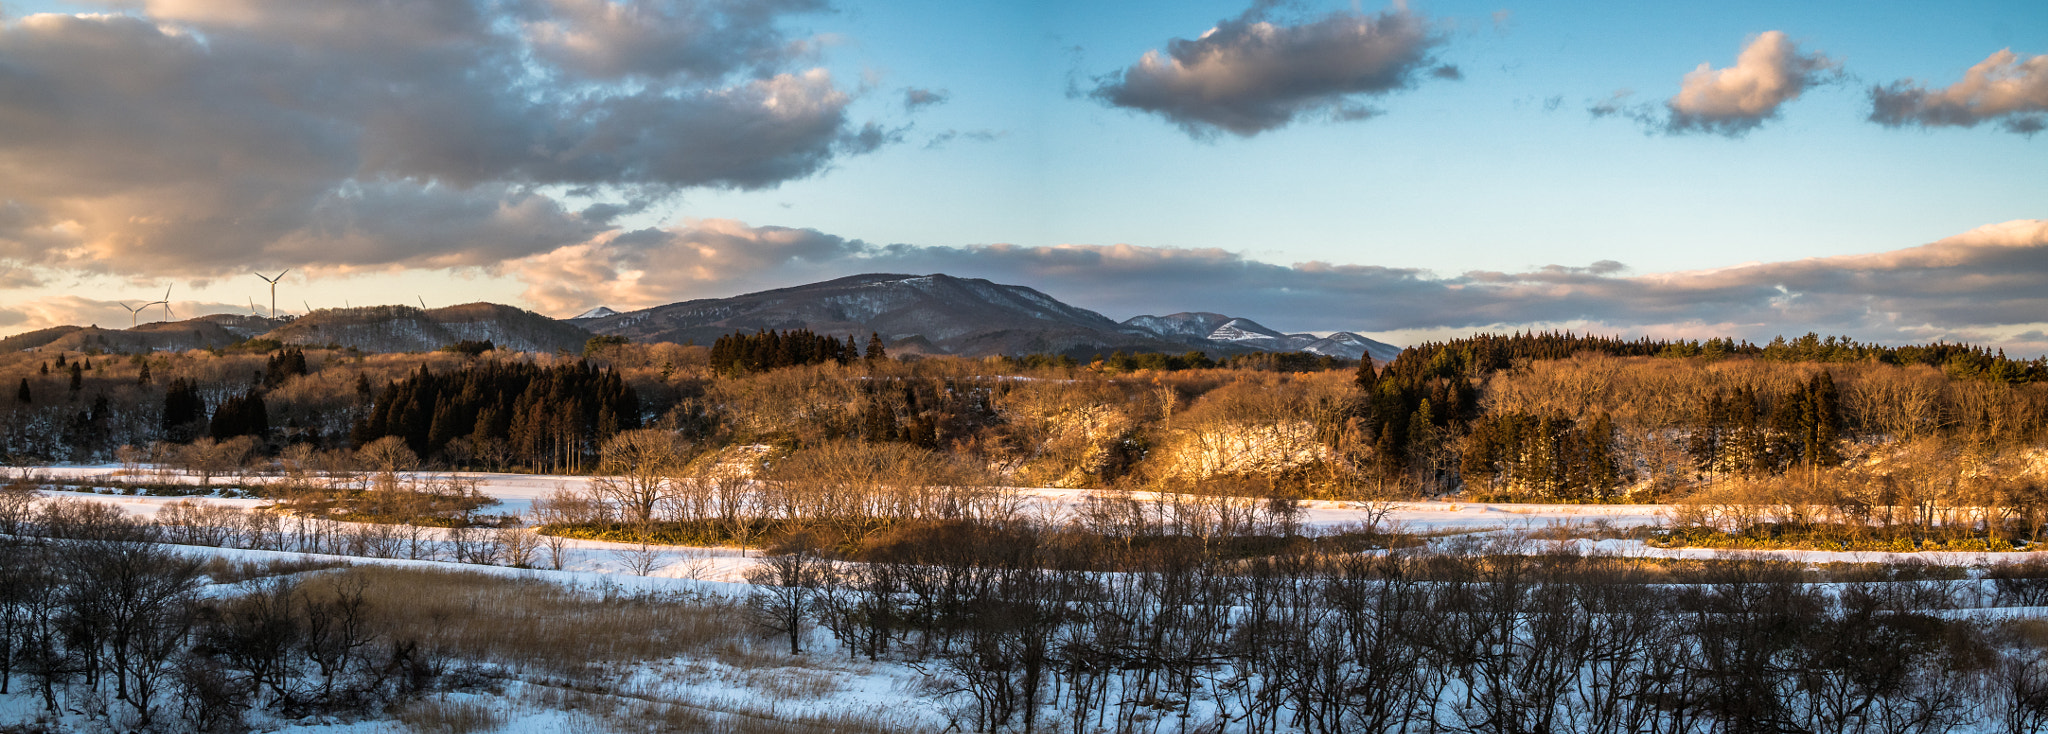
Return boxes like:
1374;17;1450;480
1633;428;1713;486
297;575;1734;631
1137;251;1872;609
9;464;2048;734
18;464;2048;571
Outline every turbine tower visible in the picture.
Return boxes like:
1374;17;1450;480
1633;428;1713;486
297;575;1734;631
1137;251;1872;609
159;285;175;323
254;270;288;318
119;302;144;328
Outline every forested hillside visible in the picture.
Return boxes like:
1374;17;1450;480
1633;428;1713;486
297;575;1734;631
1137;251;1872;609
4;332;2044;528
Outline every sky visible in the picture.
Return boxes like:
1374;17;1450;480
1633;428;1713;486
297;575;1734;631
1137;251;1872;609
0;0;2044;354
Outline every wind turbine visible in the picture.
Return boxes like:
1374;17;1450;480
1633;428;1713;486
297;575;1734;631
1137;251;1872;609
119;302;145;328
253;270;287;318
158;285;175;323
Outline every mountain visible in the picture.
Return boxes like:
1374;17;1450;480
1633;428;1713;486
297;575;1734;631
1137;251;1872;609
33;315;283;353
4;304;588;355
580;273;1197;357
572;306;619;320
1119;312;1403;362
579;273;1404;361
264;303;591;353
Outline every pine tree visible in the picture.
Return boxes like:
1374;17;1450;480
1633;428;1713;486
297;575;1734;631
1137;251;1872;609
137;359;152;385
1800;371;1842;470
14;378;28;405
162;378;206;439
865;332;887;362
68;362;82;392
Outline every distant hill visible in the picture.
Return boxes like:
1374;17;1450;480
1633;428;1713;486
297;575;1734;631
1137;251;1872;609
4;304;588;355
0;326;84;353
34;315;282;353
579;273;1404;361
4;275;1401;360
579;273;1193;358
1118;312;1402;362
264;303;590;353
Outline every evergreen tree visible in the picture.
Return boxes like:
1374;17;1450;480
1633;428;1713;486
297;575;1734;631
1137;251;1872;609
1799;371;1842;470
14;378;28;405
262;347;308;388
68;362;82;392
162;378;206;440
865;332;887;362
136;359;152;385
210;390;270;441
1354;357;1379;392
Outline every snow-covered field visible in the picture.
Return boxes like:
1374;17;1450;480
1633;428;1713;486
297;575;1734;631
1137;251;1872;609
8;464;2048;734
20;464;2046;571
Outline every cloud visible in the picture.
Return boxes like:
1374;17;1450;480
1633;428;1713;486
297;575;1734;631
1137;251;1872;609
523;0;828;81
499;218;862;313
1869;49;2048;135
1595;32;1838;136
923;129;1004;149
0;1;878;278
502;218;2048;356
902;87;950;111
1089;2;1450;137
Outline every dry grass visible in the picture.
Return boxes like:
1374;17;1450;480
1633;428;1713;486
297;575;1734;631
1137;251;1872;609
317;566;759;676
521;684;919;734
395;696;506;734
197;555;351;585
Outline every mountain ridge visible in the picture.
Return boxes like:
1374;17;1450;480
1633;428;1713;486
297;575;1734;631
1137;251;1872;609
579;273;1402;361
4;274;1402;360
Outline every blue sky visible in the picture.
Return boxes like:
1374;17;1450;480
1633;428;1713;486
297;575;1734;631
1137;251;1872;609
706;0;2043;271
0;0;2043;352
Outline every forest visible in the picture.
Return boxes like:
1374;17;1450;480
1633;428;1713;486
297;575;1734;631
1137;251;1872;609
1;330;2046;549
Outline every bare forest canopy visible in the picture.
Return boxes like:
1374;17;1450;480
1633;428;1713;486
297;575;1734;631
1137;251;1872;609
4;330;2048;541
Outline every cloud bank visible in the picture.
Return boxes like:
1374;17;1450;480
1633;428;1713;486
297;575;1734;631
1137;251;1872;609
1090;2;1449;138
499;218;2048;356
0;0;879;279
1870;49;2048;135
1595;31;1838;136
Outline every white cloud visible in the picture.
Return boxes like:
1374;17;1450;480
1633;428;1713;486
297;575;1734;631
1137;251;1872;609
1870;49;2048;135
1594;31;1838;136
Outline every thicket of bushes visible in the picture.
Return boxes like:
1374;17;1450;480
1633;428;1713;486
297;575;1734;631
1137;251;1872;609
741;528;2048;734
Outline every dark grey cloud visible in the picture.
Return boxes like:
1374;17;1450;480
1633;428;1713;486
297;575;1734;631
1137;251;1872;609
902;87;950;111
923;129;1004;149
1593;31;1837;137
1089;2;1450;138
0;0;876;278
1869;49;2048;135
524;0;828;81
508;218;2048;355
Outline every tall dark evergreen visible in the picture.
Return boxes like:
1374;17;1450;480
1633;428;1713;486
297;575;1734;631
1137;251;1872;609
262;347;308;388
1797;371;1842;470
708;329;854;374
161;378;206;440
136;359;152;385
210;390;270;441
865;332;887;363
351;360;640;472
14;378;28;405
67;363;81;392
